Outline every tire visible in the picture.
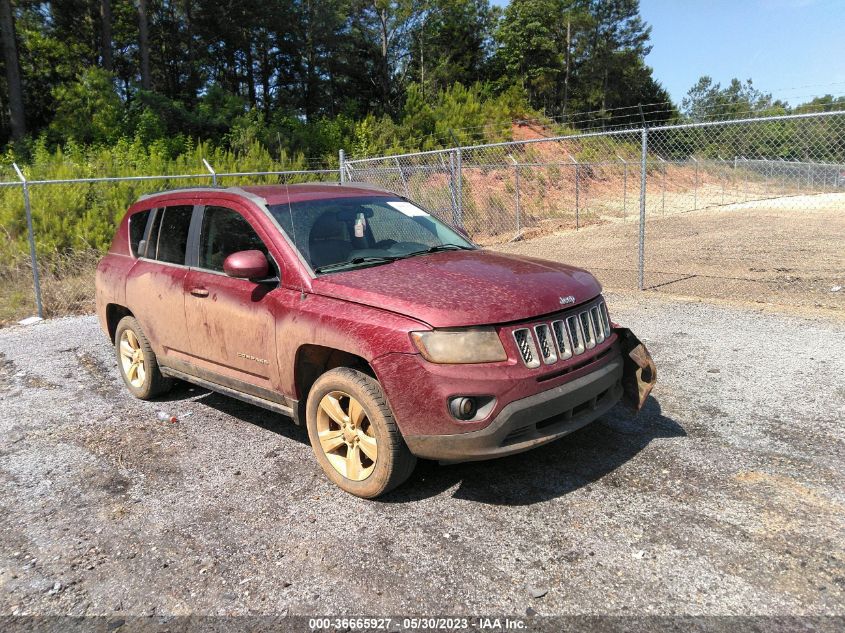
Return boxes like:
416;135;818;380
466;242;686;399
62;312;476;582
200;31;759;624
114;316;172;400
305;367;416;498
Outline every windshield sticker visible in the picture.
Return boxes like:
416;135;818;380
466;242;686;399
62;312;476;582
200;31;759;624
387;201;430;217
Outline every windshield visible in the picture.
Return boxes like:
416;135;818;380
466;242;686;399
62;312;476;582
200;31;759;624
267;196;474;274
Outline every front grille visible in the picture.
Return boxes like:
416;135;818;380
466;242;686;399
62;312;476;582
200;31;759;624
599;302;611;337
566;315;585;355
513;328;540;368
512;299;612;368
590;306;606;343
534;324;557;364
551;320;573;360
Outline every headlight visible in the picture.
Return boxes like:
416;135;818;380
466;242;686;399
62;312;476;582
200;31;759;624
410;329;507;364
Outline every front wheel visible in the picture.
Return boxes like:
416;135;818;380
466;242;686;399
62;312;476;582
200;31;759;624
305;367;416;498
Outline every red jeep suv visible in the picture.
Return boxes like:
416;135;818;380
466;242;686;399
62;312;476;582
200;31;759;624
95;184;655;497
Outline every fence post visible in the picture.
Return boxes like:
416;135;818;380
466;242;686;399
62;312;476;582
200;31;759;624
617;155;627;216
443;152;458;223
638;128;647;291
692;157;699;210
12;163;44;319
339;149;346;184
731;154;739;196
764;160;769;196
455;147;463;227
202;158;217;186
509;155;521;232
569;155;579;230
449;151;460;226
743;158;749;201
731;156;739;198
395;156;410;198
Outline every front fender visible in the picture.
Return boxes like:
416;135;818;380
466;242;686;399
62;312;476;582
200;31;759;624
272;290;428;399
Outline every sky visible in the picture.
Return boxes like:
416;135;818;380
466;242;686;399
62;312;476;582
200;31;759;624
491;0;845;107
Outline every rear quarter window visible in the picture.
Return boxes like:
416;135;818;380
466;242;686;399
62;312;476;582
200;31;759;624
148;205;194;265
129;210;151;257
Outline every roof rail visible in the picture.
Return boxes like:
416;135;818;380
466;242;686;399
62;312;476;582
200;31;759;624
239;180;400;196
137;185;223;201
136;181;400;203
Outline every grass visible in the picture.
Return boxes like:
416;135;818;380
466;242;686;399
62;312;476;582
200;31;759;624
0;250;99;325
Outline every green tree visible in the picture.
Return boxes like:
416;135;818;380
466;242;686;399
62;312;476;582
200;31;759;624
681;76;787;121
496;0;670;123
795;95;845;114
578;0;653;112
497;0;560;112
349;0;427;114
407;0;497;96
50;67;124;145
496;0;593;116
0;0;26;140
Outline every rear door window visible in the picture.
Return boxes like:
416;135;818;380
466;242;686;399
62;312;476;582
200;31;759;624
197;206;270;272
151;205;193;265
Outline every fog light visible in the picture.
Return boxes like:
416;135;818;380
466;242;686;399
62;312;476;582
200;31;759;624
450;397;477;420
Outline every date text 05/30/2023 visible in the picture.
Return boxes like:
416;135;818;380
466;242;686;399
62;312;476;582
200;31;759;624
308;617;527;630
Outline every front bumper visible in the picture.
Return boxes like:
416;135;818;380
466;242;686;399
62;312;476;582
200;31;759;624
403;355;625;462
615;327;657;412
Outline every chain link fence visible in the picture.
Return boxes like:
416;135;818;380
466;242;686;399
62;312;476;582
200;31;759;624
345;110;845;310
0;167;338;324
3;110;844;325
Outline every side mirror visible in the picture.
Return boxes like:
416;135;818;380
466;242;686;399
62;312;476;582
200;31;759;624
223;250;270;280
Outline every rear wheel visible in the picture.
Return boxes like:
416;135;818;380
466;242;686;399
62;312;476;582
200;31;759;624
114;316;172;399
305;367;416;498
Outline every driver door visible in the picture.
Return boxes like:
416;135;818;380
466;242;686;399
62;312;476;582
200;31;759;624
183;203;280;393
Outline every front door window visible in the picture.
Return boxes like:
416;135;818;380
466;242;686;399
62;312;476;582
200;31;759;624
198;205;270;272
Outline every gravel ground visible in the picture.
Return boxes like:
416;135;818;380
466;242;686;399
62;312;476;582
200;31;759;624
0;293;843;619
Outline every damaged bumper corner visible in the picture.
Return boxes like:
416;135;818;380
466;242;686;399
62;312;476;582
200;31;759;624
615;327;657;412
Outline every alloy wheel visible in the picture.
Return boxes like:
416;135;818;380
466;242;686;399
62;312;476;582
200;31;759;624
119;329;146;388
316;390;378;481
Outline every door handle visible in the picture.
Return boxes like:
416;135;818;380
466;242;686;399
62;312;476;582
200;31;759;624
190;287;209;298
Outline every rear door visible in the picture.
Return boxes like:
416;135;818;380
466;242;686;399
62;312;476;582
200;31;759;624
182;202;280;396
125;204;196;361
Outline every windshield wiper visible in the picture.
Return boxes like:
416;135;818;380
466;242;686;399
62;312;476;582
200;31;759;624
404;244;475;258
314;256;403;274
315;245;474;272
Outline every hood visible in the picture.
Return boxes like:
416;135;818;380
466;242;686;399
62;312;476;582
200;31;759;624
310;249;602;328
